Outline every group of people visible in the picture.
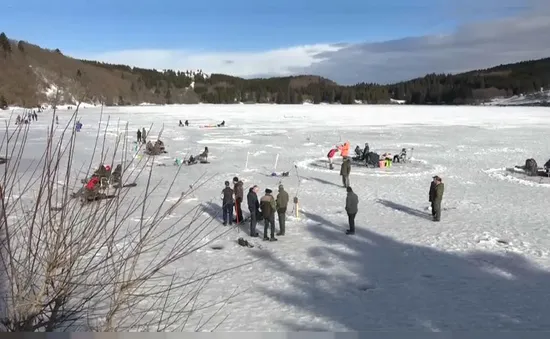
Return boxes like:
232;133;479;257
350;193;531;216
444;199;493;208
136;128;147;144
15;111;39;125
80;164;123;202
187;147;209;165
328;141;409;170
179;120;189;127
331;141;445;229
221;177;289;241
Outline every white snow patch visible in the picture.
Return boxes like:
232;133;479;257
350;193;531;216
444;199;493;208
196;138;251;145
484;168;550;188
249;151;267;156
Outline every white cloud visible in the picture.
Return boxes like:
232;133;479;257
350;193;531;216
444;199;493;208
77;1;550;85
79;44;346;78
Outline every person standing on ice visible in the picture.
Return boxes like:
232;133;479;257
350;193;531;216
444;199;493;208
221;181;234;226
362;143;370;161
141;128;147;144
137;129;142;143
428;176;437;218
431;176;444;222
327;147;338;170
233;177;244;224
338;141;350;158
345;186;359;235
276;184;289;236
340;157;351;188
260;188;277;241
247;185;260;237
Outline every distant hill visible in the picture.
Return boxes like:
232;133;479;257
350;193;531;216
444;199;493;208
1;31;549;107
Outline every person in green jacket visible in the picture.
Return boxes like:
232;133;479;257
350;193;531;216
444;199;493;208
345;186;359;235
340;157;351;188
260;188;277;241
432;176;444;222
276;184;289;236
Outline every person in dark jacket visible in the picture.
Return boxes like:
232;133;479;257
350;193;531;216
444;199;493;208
247;185;260;237
260;188;277;241
141;128;147;144
137;129;142;143
185;120;189;126
432;176;444;222
276;184;289;236
340;157;351;188
221;181;234;226
233;177;244;223
428;176;437;219
345;186;359;235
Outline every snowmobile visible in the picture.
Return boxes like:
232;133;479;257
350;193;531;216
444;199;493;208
508;158;550;178
72;164;137;203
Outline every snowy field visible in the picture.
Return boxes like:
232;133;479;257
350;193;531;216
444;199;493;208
2;104;550;331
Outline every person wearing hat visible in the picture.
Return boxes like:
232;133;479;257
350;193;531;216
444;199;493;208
233;177;244;224
276;184;289;236
345;186;359;235
260;188;277;241
340;156;351;188
428;176;438;219
221;181;234;226
247;185;261;237
429;176;444;221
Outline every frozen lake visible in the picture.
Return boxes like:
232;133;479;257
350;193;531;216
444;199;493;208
2;104;550;331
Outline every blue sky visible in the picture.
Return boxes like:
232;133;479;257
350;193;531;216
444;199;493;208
3;0;549;84
3;0;528;53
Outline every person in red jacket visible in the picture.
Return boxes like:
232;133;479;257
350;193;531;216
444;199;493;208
327;147;338;170
84;177;100;201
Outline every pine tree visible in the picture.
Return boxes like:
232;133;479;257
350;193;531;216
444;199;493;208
0;32;11;53
17;40;24;52
165;89;172;104
0;95;8;110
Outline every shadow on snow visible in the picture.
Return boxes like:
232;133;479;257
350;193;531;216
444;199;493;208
251;211;550;330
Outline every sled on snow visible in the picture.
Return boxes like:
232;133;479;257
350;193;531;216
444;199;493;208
504;158;550;184
511;158;550;177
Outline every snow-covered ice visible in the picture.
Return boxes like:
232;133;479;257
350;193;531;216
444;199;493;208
1;104;550;331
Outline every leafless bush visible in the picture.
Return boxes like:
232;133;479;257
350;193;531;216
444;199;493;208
0;102;239;331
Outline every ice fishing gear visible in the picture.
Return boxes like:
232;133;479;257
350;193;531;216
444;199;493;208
271;171;290;177
293;196;299;218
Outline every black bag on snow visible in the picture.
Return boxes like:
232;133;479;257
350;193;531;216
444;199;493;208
366;152;380;167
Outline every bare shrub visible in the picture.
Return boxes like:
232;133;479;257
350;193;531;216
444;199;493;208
0;103;239;331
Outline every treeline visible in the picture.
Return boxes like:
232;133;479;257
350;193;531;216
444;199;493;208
90;56;550;105
383;58;550;104
81;59;206;90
